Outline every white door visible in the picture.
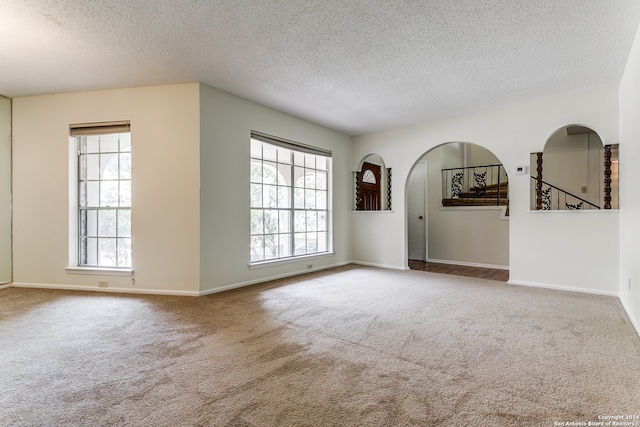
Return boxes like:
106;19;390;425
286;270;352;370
407;162;426;261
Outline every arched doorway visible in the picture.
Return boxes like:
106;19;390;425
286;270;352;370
406;142;510;281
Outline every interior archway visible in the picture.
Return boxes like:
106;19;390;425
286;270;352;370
406;142;510;281
530;125;618;210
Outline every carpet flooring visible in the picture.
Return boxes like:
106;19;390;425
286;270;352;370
1;265;639;426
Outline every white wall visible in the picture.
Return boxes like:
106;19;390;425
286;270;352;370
199;84;352;293
425;145;509;268
0;97;10;284
619;24;640;333
352;85;620;294
12;84;201;294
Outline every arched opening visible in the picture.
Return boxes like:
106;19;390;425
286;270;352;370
354;154;391;211
530;125;618;210
406;142;509;280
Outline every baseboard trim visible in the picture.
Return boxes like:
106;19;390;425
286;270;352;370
350;261;407;271
9;282;200;297
0;283;11;290
507;279;618;297
619;297;640;339
199;261;352;296
427;258;509;271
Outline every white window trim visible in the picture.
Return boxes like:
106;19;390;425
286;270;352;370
68;123;133;272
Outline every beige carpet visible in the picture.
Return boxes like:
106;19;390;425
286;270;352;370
1;265;639;426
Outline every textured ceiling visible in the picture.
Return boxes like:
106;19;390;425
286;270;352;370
1;0;640;135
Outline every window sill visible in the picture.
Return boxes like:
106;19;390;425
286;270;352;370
249;252;335;269
65;267;134;277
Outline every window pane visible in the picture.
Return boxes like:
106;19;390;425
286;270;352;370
318;211;327;232
279;211;291;233
82;237;98;265
279;234;292;258
98;209;117;237
118;210;131;237
305;189;316;209
101;181;119;207
101;153;118;179
306;211;317;231
263;162;278;185
305;154;316;169
250;183;263;207
294;233;306;255
86;181;99;207
117;238;132;268
251;236;265;262
316;171;327;190
318;232;327;252
294;167;305;187
294;210;306;232
264;234;278;260
100;134;119;153
250;209;264;235
263;143;277;162
278;186;290;208
263;185;277;208
305;171;316;189
250;162;263;184
120;133;131;152
294;151;305;166
293;188;304;209
278;163;291;185
86;135;100;154
317;190;327;210
306;232;318;253
316;156;327;170
86;154;100;180
120;153;131;179
87;209;98;236
99;238;117;267
277;147;291;164
265;210;279;234
250;138;262;159
120;181;131;207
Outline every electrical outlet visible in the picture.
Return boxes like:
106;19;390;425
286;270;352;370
581;186;587;194
98;280;108;288
307;264;313;270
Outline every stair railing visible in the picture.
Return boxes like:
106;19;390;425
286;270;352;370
441;164;507;206
530;177;600;210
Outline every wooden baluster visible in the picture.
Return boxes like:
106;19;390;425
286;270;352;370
536;152;543;210
604;145;612;209
386;168;392;211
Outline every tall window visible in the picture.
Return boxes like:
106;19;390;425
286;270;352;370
71;122;132;268
250;132;331;263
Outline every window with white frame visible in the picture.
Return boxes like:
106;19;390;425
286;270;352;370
250;132;331;263
71;122;132;269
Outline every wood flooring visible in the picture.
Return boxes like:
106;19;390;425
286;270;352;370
408;260;509;281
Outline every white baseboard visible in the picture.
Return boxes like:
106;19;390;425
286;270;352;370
427;258;509;270
9;282;200;297
619;297;640;339
350;260;407;271
199;261;352;296
507;279;618;297
0;283;10;290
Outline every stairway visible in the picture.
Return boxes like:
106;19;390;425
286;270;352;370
442;182;509;207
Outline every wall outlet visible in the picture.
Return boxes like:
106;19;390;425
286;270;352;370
98;280;108;288
581;186;587;193
307;264;313;270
